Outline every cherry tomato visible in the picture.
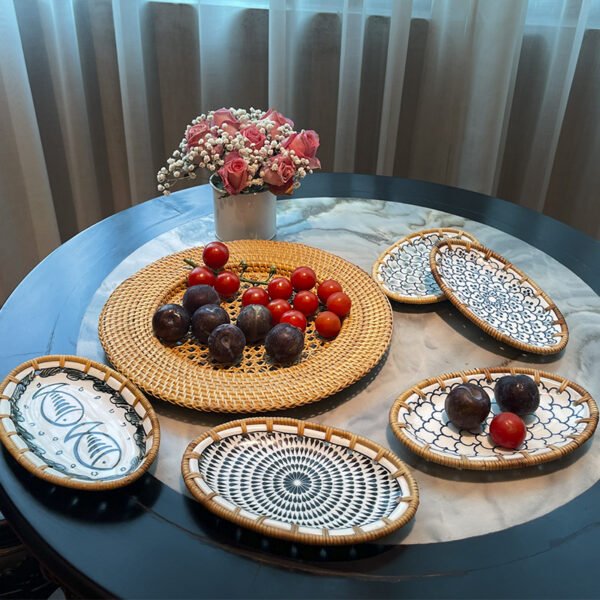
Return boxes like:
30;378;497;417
242;287;270;307
267;299;292;324
317;279;343;304
290;266;317;291
279;310;307;332
202;241;229;269
187;266;216;287
326;291;351;318
315;311;341;338
489;412;526;449
267;277;293;300
293;290;319;316
214;271;240;298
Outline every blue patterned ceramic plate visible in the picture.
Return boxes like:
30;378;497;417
182;418;419;544
390;367;598;470
430;239;568;354
372;228;478;304
0;355;160;490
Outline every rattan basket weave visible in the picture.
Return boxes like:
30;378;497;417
99;240;393;413
182;417;419;545
390;367;598;471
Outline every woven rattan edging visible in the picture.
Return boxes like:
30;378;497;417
99;240;393;413
389;367;598;471
0;355;161;491
429;239;569;355
372;228;479;304
182;417;419;545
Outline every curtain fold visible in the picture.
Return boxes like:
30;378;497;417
0;0;599;304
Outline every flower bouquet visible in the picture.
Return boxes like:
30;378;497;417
157;107;320;197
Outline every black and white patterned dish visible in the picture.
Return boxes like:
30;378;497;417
430;240;568;354
390;368;598;470
182;418;419;544
0;356;160;490
373;228;478;303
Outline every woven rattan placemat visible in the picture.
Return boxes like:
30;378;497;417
99;240;393;412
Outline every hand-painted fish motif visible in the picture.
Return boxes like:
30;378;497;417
34;383;84;426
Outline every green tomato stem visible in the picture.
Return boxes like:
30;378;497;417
238;261;277;285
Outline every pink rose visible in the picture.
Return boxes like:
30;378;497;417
263;108;294;130
218;151;249;195
185;120;211;150
263;155;296;195
283;130;321;169
212;108;240;132
241;125;266;147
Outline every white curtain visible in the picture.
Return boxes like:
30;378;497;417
1;0;599;303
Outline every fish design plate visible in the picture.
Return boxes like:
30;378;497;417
372;228;478;303
182;418;419;544
390;368;598;470
0;355;160;490
430;239;568;354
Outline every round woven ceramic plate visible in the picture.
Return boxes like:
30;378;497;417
430;239;568;354
99;240;393;413
182;417;419;544
0;355;160;490
390;367;598;471
372;228;478;304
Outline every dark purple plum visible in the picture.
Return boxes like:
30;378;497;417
191;305;230;343
265;323;304;365
237;304;272;343
152;304;190;342
495;375;540;416
445;383;491;430
208;324;246;364
182;285;220;315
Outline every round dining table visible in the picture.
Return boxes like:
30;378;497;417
0;173;599;598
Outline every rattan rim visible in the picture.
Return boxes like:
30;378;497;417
0;355;160;490
99;240;393;413
429;239;569;355
389;366;598;471
372;228;479;304
182;417;419;545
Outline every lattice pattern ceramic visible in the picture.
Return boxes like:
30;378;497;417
430;240;568;354
182;418;419;544
390;368;597;470
0;356;160;490
372;228;478;303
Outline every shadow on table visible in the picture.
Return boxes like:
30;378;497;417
390;299;565;364
182;493;413;571
2;450;162;522
152;349;390;427
385;425;594;484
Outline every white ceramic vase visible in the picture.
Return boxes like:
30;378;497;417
210;174;276;241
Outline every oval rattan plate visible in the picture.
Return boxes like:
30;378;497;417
182;417;419;544
372;228;478;304
99;240;393;413
0;355;160;490
389;367;598;471
430;239;568;354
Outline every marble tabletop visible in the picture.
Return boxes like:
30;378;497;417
77;197;600;545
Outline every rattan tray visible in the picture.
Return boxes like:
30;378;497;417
372;228;478;304
99;240;393;413
182;417;419;544
390;367;598;471
0;355;160;490
430;239;568;354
